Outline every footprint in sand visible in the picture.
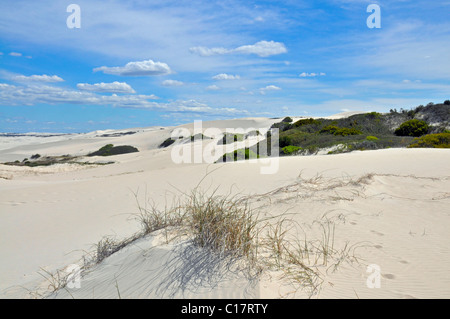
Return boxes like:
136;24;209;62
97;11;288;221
399;260;409;264
4;201;26;206
374;245;383;249
382;273;396;280
371;230;385;236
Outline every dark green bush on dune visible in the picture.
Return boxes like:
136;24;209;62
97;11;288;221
88;144;139;156
394;119;429;137
159;138;176;148
293;118;322;127
319;125;363;136
221;148;259;162
218;133;244;145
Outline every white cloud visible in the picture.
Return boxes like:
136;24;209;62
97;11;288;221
0;83;155;107
77;81;136;93
189;47;229;57
9;52;22;57
299;72;326;77
0;83;248;116
206;85;220;91
234;41;287;57
190;40;287;57
13;74;64;83
259;85;281;95
212;73;240;80
162;79;184;87
94;59;172;76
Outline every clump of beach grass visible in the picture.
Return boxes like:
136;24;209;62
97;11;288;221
39;172;365;299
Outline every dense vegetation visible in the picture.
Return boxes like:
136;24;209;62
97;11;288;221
230;102;450;160
408;132;450;148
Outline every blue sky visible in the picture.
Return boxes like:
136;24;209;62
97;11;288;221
0;0;449;133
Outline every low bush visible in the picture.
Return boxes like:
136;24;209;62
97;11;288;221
218;133;244;145
282;145;302;155
159;138;176;148
221;148;259;162
394;119;429;137
408;133;450;148
190;133;211;141
293;118;321;127
319;125;363;136
282;117;293;123
366;136;378;141
88;144;139;156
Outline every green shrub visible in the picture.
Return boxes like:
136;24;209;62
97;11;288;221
279;135;292;148
319;125;362;136
31;154;41;160
282;145;302;155
219;133;244;144
366;136;378;141
221;148;259;162
88;144;139;156
408;133;450;148
293;118;321;127
159;137;176;148
282;117;293;123
394;119;429;137
245;130;261;138
444;100;450;106
190;133;211;141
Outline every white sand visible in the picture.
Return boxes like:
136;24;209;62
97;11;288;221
0;116;449;299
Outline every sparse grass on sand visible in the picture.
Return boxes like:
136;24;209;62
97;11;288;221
35;172;370;299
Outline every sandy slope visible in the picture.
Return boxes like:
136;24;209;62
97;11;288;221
0;117;449;299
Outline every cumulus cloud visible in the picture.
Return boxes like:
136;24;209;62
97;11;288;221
162;79;184;87
234;41;287;57
206;85;220;91
190;40;287;57
212;74;240;80
93;59;172;76
13;74;64;83
77;81;136;93
259;85;281;95
299;72;326;77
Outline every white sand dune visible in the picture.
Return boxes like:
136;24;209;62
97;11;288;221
0;116;449;299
